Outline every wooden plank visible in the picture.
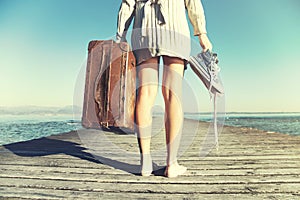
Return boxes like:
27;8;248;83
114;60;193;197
1;169;300;184
1;187;299;200
0;177;300;195
1;158;300;171
1;162;300;177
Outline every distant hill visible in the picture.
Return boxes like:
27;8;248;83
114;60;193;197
0;105;82;115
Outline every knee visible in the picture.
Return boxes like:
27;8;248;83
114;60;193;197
162;86;179;102
162;86;170;101
137;85;158;103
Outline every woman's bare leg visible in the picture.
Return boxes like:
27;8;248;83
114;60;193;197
162;56;187;177
135;57;159;176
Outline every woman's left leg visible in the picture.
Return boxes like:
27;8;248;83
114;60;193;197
161;56;187;177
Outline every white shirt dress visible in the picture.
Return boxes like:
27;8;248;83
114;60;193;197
117;0;207;66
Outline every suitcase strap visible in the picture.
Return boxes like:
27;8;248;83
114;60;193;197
94;40;114;128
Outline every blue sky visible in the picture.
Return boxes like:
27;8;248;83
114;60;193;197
0;0;299;112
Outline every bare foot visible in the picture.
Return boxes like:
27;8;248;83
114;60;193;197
165;163;187;178
141;154;153;176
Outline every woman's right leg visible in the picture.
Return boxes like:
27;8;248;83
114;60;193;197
135;57;159;176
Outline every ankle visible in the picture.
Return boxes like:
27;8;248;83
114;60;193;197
167;159;178;167
141;153;152;163
141;153;151;158
140;154;153;176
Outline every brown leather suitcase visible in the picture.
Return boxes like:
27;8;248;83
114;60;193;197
82;40;136;133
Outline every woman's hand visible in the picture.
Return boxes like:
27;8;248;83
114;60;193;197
198;33;212;52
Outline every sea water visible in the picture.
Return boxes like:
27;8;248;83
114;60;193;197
0;112;299;146
0;114;82;146
185;112;300;136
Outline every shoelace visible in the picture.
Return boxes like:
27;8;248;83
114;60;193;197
207;54;220;99
209;55;220;149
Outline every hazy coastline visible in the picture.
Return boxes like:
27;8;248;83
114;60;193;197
0;105;82;116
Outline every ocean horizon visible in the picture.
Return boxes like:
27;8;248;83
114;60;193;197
0;108;299;146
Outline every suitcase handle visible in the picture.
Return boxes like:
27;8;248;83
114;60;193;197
119;42;130;52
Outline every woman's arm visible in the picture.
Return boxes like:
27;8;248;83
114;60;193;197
117;0;135;42
185;0;212;51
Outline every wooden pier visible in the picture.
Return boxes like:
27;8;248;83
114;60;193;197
0;118;299;199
